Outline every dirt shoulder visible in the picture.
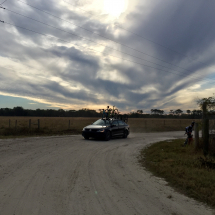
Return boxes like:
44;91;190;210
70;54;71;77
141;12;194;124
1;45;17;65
0;132;213;215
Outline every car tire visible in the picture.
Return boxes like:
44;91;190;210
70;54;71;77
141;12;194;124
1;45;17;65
84;135;89;140
105;131;111;141
123;130;128;138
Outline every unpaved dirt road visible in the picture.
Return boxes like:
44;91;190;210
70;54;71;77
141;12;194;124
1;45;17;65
0;132;213;215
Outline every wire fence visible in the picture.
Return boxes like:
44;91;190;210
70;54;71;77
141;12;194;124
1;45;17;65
0;117;205;136
0;117;98;133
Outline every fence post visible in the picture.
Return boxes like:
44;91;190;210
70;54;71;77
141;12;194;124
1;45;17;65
202;102;209;156
69;120;70;129
38;119;40;130
9;119;10;128
29;119;31;129
15;120;17;129
195;123;199;150
203;119;209;156
164;120;165;126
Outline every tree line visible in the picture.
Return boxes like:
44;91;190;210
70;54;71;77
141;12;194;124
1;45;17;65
0;107;101;117
129;108;205;118
0;106;213;119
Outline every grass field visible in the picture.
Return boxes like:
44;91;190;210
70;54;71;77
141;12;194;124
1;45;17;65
0;117;201;137
0;117;98;137
139;139;215;208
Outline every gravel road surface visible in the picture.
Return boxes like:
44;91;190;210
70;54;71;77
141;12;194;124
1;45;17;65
0;132;213;215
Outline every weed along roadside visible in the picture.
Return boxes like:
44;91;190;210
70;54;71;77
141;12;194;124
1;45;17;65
139;139;215;208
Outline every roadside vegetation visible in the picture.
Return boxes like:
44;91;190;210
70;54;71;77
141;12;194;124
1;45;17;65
139;139;215;207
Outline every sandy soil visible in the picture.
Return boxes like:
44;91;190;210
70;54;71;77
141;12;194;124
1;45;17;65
0;132;213;215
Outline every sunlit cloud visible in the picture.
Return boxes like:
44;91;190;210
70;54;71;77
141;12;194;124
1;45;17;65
103;0;128;18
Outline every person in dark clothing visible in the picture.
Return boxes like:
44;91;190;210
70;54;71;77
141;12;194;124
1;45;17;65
184;121;195;146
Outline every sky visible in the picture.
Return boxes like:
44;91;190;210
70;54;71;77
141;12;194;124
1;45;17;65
0;0;215;114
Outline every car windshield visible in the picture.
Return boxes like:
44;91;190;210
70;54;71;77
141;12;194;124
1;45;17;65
92;119;107;126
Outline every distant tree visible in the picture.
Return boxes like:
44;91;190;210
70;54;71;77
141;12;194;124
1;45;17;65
35;109;43;116
191;109;197;115
154;109;158;114
58;109;65;117
137;110;143;114
13;106;24;116
197;96;215;110
186;110;191;115
151;109;154;114
159;110;164;115
150;109;164;116
175;109;183;116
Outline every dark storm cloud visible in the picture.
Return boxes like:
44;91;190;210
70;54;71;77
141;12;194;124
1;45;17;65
110;0;215;110
50;45;100;69
121;0;215;67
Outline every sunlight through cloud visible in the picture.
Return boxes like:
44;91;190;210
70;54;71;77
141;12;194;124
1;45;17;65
103;0;128;18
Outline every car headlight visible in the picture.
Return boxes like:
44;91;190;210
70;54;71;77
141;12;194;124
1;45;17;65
82;128;86;131
97;129;105;132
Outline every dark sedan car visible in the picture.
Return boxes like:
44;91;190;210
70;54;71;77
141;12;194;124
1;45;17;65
82;118;129;141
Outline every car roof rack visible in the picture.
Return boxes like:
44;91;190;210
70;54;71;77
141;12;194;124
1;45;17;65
99;106;128;123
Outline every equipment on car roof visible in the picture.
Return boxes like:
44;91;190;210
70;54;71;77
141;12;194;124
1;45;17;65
99;106;128;123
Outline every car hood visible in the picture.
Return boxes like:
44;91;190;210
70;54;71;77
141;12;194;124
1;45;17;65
85;125;107;129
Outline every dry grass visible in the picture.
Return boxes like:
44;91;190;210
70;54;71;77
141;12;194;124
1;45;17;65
0;117;201;137
139;139;215;207
0;117;98;137
128;118;202;132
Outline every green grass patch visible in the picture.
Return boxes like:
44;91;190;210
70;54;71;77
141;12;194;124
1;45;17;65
139;139;215;207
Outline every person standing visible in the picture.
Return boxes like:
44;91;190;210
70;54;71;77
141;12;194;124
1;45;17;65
184;121;195;146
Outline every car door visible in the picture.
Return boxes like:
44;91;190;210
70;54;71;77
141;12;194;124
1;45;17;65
111;120;119;136
118;120;125;135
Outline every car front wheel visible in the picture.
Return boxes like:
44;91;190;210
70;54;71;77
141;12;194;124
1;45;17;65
105;131;111;141
84;135;89;140
123;130;128;138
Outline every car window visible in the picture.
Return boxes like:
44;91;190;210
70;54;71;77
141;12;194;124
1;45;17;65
105;120;111;126
118;120;126;126
92;119;106;126
112;120;119;126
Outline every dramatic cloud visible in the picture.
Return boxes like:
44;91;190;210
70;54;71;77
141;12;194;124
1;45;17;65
0;0;215;113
